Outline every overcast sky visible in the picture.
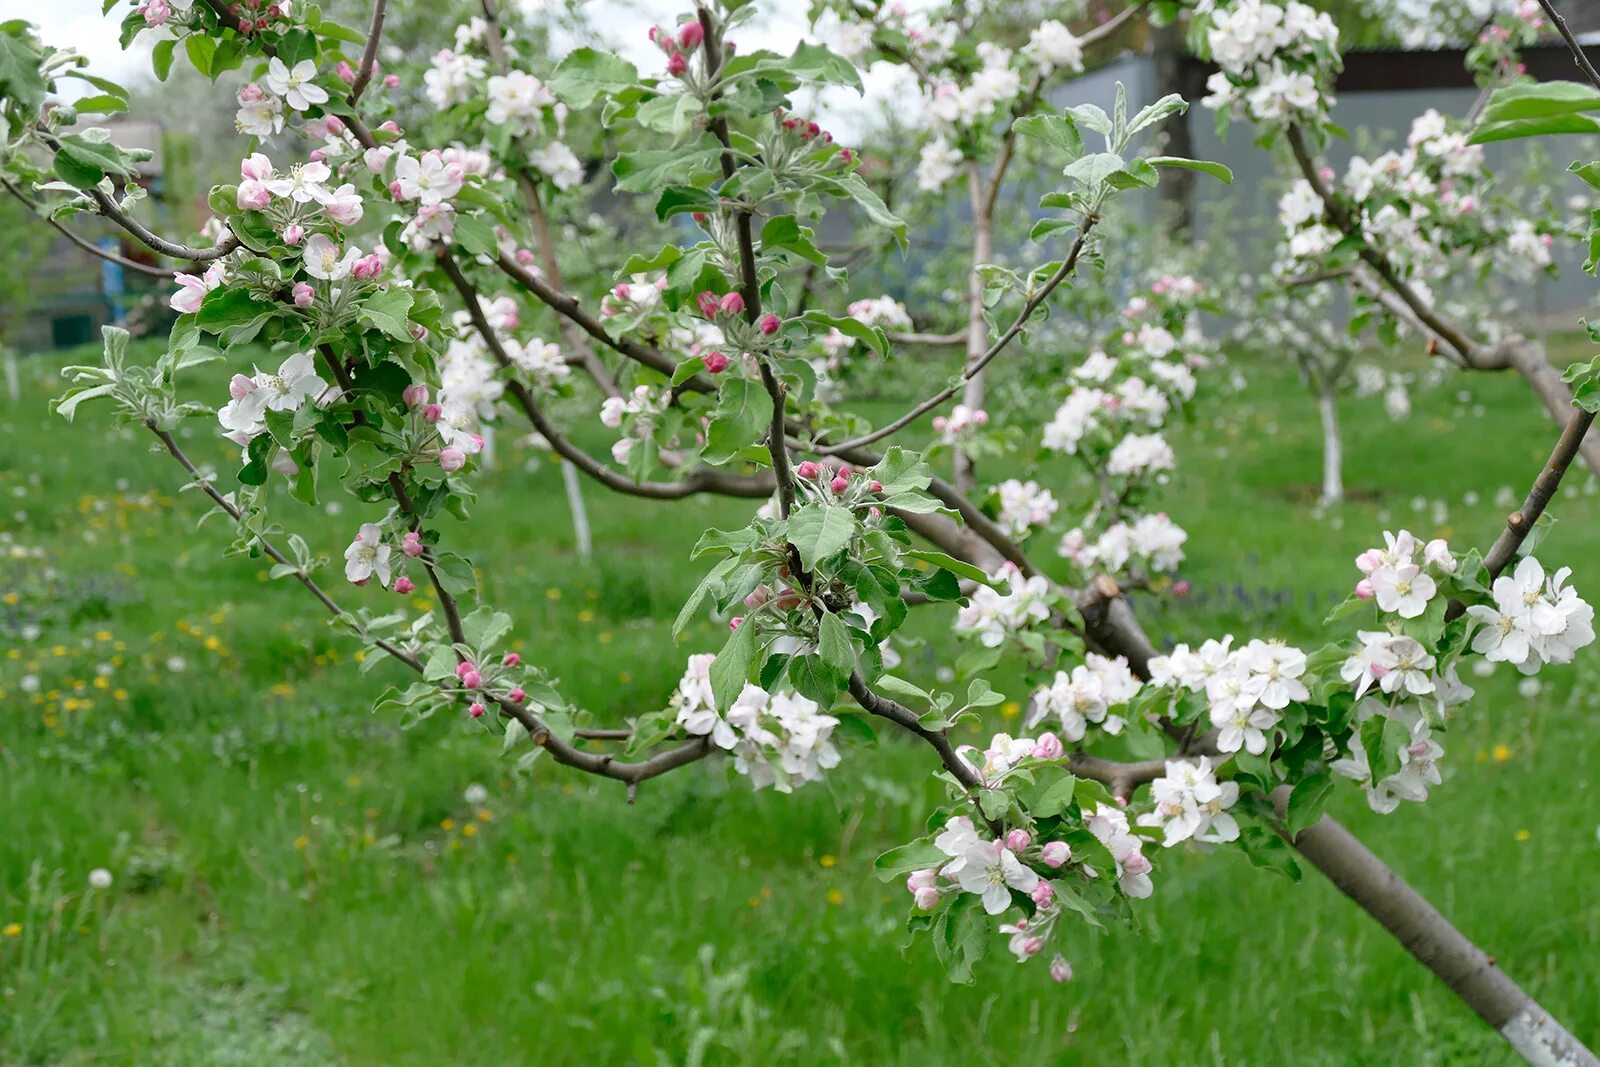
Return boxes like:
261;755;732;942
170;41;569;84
0;0;919;140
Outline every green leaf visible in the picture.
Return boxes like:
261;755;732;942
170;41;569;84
906;550;995;586
1031;774;1078;818
811;173;906;249
786;652;840;705
702;376;774;464
934;894;989;984
1013;113;1083;158
874;674;930;704
654;184;716;221
1480;79;1600;124
1062;151;1125;189
800;309;888;358
454;213;498;257
817;611;855;678
1235;824;1302;882
612;138;722;193
1361;715;1411;784
357;286;414;342
1284;772;1335;837
1146;156;1233;183
674;556;738;639
873;840;947;881
759;214;826;265
710;616;759;710
787;503;855;570
870;446;933;495
1470;115;1600;144
547;47;640;109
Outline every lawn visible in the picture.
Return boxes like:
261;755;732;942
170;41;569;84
1;331;1597;1065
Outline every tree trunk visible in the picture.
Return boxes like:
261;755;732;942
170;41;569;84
1272;789;1598;1067
1151;21;1195;233
1318;381;1343;505
955;163;994;494
561;459;593;564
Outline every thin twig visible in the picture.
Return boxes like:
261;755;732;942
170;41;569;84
348;0;388;102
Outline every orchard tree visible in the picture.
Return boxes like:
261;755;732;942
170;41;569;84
3;1;1599;1063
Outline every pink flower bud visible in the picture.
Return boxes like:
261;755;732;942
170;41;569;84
291;282;314;307
508;687;526;703
378;120;401;134
932;416;947;432
456;661;475;679
906;868;938;893
744;585;770;609
695;290;721;317
239;82;264;103
1040;841;1071;868
759;313;780;335
337;60;356;84
402;531;424;557
677;20;705;49
613;283;631;301
1355;578;1375;600
352;254;383;280
309;149;327;164
837;465;852;478
796;461;820;479
1030;882;1054;907
1031;732;1063;760
503;652;521;667
729;615;744;631
719;291;745;316
702;351;730;374
469;703;486;718
236;182;272;210
403;384;429;408
869;480;883;493
913;886;941;911
461;670;482;689
283;224;305;246
439;446;467;472
423;404;442;423
839;148;854;163
394;576;415;594
1172;580;1191;598
229;373;256;400
1020;936;1044;958
384;74;400;89
1005;829;1031;852
324;116;345;135
515;248;536;265
1049;956;1073;983
667;51;688;76
829;476;849;494
388;180;405;200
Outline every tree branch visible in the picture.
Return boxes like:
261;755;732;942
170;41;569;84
348;0;388;103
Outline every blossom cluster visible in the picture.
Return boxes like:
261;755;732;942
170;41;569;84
1057;512;1187;576
953;563;1052;648
1136;758;1241;846
1149;636;1311;755
1198;0;1340;126
1025;652;1141;741
671;654;841;792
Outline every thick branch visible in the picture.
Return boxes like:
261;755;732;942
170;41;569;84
1;176;170;277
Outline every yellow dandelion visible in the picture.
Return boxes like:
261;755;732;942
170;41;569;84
346;775;362;788
440;818;456;831
1492;744;1513;763
203;636;222;652
476;809;493;822
748;895;762;908
411;597;433;612
820;854;837;868
93;676;109;690
545;587;562;601
1;592;18;606
598;632;613;645
2;923;20;937
293;835;309;850
577;609;595;623
462;824;478;838
113;689;128;701
94;630;112;641
826;889;844;906
1001;700;1020;720
1514;829;1531;842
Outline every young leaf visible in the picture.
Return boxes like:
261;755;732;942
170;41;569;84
787;503;855;570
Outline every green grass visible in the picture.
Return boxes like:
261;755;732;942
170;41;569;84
2;334;1598;1065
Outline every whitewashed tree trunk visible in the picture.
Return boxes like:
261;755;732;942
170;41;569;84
561;460;592;564
1318;382;1343;506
